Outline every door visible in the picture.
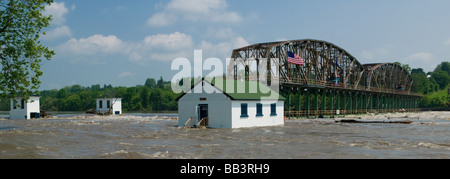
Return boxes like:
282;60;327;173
30;113;40;119
198;104;208;127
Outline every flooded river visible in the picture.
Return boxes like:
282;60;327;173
0;112;449;159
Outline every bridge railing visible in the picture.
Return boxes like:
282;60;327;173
280;78;421;96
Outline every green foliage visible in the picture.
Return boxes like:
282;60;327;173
144;78;156;88
432;62;450;90
0;0;55;101
0;77;180;112
411;61;450;108
411;62;450;108
419;85;449;108
394;62;412;74
411;68;439;94
378;62;450;109
411;62;449;92
432;71;450;90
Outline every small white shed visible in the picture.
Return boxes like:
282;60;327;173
96;98;122;115
177;79;285;129
10;97;40;120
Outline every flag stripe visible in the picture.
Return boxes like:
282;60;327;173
287;51;305;65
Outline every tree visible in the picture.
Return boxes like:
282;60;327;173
140;87;150;110
431;70;450;90
434;61;450;75
122;87;136;111
394;62;411;74
144;78;156;88
130;94;142;111
150;88;162;111
0;0;55;101
427;77;439;93
411;68;425;75
157;76;164;88
411;73;427;93
65;94;82;111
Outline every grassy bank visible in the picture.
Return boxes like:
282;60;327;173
420;85;450;108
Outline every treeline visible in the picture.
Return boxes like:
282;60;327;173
410;61;450;108
40;77;179;112
1;63;448;112
0;77;180;112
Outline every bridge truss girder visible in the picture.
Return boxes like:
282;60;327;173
228;39;365;90
364;63;414;94
228;39;418;96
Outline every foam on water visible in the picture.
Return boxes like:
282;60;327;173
0;112;449;159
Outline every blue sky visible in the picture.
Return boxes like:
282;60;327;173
40;0;450;90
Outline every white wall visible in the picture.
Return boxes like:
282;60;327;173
178;82;232;129
96;98;122;115
112;99;122;115
178;81;285;129
10;97;40;120
231;100;284;128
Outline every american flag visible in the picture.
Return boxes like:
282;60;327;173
287;51;305;65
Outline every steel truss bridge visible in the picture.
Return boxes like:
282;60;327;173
227;39;421;118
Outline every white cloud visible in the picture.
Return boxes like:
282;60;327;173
360;47;391;61
167;0;227;15
147;0;242;27
147;51;192;63
57;34;126;56
444;38;450;46
42;25;72;40
55;31;249;66
143;32;194;50
209;11;241;23
206;27;235;39
407;52;434;61
167;0;241;22
43;2;74;41
118;72;136;78
402;52;436;72
56;32;193;64
127;33;248;64
44;2;70;25
199;37;249;59
361;51;374;60
116;6;127;11
128;32;194;64
147;12;177;27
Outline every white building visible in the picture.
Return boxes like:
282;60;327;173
177;79;285;129
96;98;122;115
10;97;40;120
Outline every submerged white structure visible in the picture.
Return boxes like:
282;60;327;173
96;98;122;115
177;79;285;129
10;97;40;120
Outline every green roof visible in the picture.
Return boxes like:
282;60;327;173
176;79;285;101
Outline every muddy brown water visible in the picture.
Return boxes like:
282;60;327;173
1;112;449;159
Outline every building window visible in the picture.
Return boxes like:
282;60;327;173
270;103;277;116
256;103;263;116
107;100;111;108
21;99;25;109
99;100;103;109
240;103;248;117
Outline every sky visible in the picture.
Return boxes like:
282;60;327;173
39;0;450;90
